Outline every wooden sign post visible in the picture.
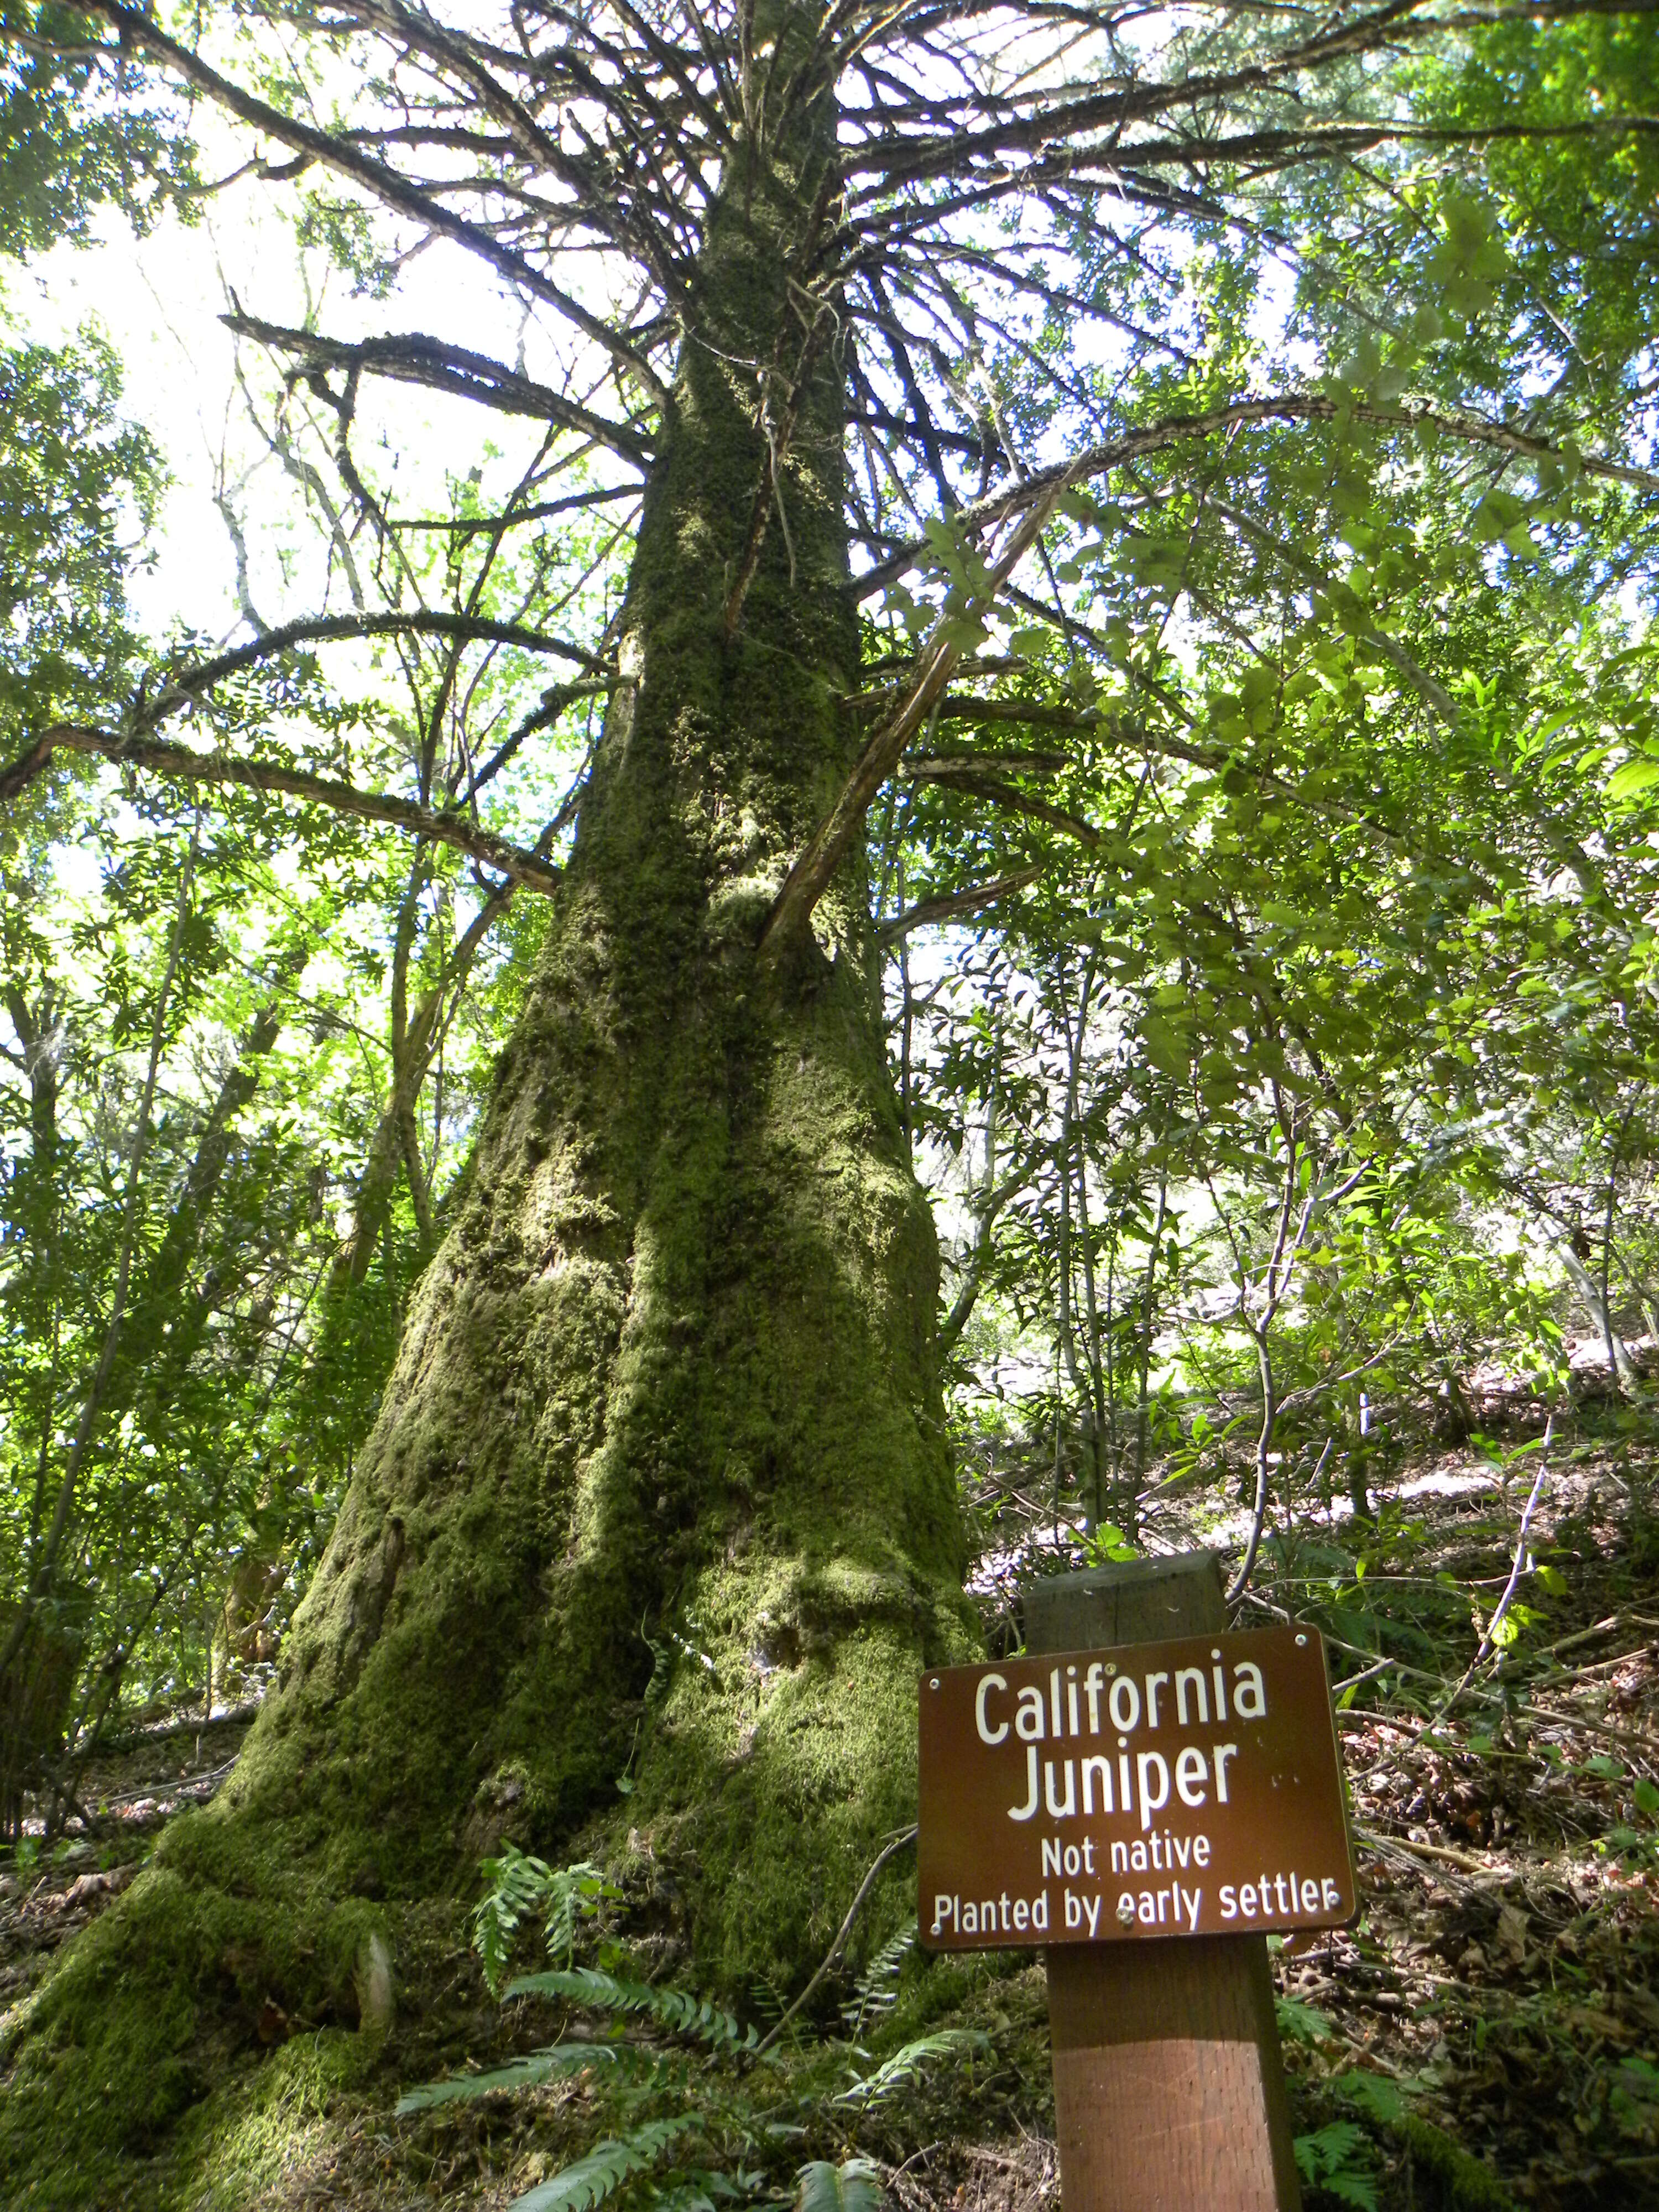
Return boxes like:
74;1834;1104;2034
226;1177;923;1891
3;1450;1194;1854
919;1554;1358;2210
1031;1557;1303;2211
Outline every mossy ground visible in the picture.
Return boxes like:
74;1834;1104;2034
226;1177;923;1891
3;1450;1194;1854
0;1809;395;2207
7;1680;1654;2212
11;1436;1657;2209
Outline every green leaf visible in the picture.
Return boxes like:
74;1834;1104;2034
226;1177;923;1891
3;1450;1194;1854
544;1861;623;1965
396;2044;620;2114
1606;758;1659;804
834;2029;988;2109
796;2161;886;2212
509;2119;698;2212
1293;2123;1378;2211
473;1844;556;1997
1141;1015;1188;1077
1332;2069;1405;2125
1275;1998;1334;2047
842;1918;917;2034
504;1966;757;2049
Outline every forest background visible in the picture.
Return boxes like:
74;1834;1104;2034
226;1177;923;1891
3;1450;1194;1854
2;0;1659;2206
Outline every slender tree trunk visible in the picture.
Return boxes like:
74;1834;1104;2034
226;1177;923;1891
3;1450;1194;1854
1557;1238;1641;1394
1128;1165;1167;1537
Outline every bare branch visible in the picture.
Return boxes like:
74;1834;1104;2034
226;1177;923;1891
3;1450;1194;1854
388;486;641;533
761;480;1068;951
78;2;668;400
159;609;614;711
905;762;1102;846
878;863;1044;941
0;727;562;896
223;313;654;468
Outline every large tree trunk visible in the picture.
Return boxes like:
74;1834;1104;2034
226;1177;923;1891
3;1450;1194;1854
2;65;972;2204
225;59;972;1974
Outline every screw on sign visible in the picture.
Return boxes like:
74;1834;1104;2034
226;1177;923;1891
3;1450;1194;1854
917;1555;1358;2212
917;1625;1355;1952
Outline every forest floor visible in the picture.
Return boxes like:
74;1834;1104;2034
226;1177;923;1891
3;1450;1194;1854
4;1399;1658;2211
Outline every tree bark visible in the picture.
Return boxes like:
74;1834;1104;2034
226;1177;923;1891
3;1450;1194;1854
204;67;972;1991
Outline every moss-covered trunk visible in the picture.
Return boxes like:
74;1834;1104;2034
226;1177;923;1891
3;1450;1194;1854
2;42;973;2203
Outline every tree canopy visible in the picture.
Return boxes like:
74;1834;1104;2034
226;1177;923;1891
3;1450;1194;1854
4;0;1657;1711
2;0;1659;2203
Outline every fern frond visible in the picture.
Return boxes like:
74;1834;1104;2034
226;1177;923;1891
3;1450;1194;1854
542;1860;623;1969
1275;1997;1335;2046
509;2116;698;2212
1293;2123;1379;2211
841;1918;915;2036
473;1842;555;1997
643;1629;675;1709
1331;2069;1405;2125
654;2166;775;2212
648;2187;716;2212
396;2043;619;2114
640;1614;718;1708
795;2159;885;2212
834;2030;988;2110
505;1965;757;2049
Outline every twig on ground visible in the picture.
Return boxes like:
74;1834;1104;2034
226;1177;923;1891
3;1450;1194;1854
1472;1416;1556;1670
1533;1615;1625;1661
750;1824;917;2058
1394;1416;1556;1759
1356;1825;1495;1877
1514;1702;1659;1761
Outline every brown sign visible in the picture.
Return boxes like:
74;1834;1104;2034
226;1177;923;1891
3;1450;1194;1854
917;1625;1355;1949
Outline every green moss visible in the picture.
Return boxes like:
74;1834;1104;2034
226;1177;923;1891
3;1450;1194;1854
0;1817;406;2209
171;2029;376;2211
1392;2114;1518;2211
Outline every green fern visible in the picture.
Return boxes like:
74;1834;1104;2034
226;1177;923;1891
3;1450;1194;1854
505;1964;758;2050
652;2169;773;2212
396;2043;622;2114
509;2116;700;2212
648;2179;725;2212
841;1918;915;2038
643;1625;676;1709
834;2029;987;2110
1331;2069;1405;2125
473;1843;557;1997
795;2158;885;2212
469;1849;621;1994
1294;2122;1379;2211
1275;1996;1335;2046
544;1861;623;1969
641;1614;719;1710
649;2187;718;2212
